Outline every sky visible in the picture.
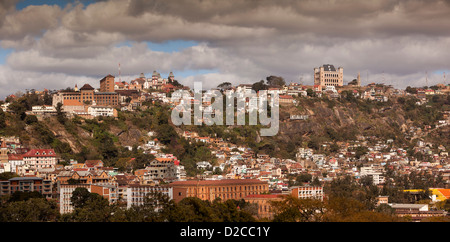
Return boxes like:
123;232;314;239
1;0;450;99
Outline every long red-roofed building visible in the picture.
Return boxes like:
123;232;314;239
168;179;269;203
23;149;57;170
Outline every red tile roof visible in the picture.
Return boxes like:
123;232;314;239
7;154;23;160
245;194;285;199
170;179;267;187
23;149;56;158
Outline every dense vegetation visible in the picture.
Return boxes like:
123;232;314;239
2;180;449;222
0;188;257;222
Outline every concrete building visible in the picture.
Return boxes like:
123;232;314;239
59;183;118;214
360;165;385;185
0;176;52;199
290;186;324;201
100;74;115;93
126;184;173;209
314;64;344;87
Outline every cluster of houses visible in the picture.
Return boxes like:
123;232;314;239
1;71;184;120
1;69;450;220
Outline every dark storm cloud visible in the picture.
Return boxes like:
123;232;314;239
126;0;450;39
1;0;450;98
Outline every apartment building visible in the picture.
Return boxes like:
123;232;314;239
0;176;52;199
59;183;118;214
126;184;173;209
100;74;115;93
360;165;386;185
290;186;324;201
137;158;179;183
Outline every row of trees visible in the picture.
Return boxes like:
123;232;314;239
0;188;257;222
2;171;450;222
4;188;448;222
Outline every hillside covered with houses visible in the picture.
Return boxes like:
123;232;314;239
0;72;449;222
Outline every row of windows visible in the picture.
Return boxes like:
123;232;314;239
190;185;266;193
324;79;340;83
324;73;339;77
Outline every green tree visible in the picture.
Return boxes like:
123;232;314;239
0;198;59;222
24;114;38;125
252;80;268;93
0;109;6;129
296;173;312;185
66;188;112;222
306;88;315;97
55;102;66;124
271;196;326;222
70;187;91;209
266;75;286;87
217;82;232;90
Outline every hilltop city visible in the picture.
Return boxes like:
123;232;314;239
0;64;449;222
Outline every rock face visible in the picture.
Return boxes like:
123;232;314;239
20;98;418;161
116;128;143;146
264;100;409;145
22;116;146;155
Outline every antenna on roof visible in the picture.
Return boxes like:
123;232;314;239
118;63;122;83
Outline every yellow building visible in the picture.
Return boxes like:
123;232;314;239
403;188;450;202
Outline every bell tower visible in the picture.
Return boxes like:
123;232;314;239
0;140;8;164
357;72;361;87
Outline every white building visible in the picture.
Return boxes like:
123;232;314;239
126;185;173;209
291;186;324;201
87;106;117;117
59;184;91;214
360;165;385;185
0;163;11;173
7;154;24;173
196;161;212;170
59;183;118;214
32;105;56;114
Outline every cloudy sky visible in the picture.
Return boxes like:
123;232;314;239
1;0;450;98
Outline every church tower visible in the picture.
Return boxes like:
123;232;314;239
0;140;8;164
357;72;361;87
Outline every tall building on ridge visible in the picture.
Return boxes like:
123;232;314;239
357;72;361;87
52;75;119;107
168;72;175;82
314;64;343;87
100;74;115;93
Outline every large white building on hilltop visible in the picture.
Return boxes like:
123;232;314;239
314;64;344;87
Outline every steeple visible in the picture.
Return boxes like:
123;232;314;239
0;140;8;164
357;72;361;87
